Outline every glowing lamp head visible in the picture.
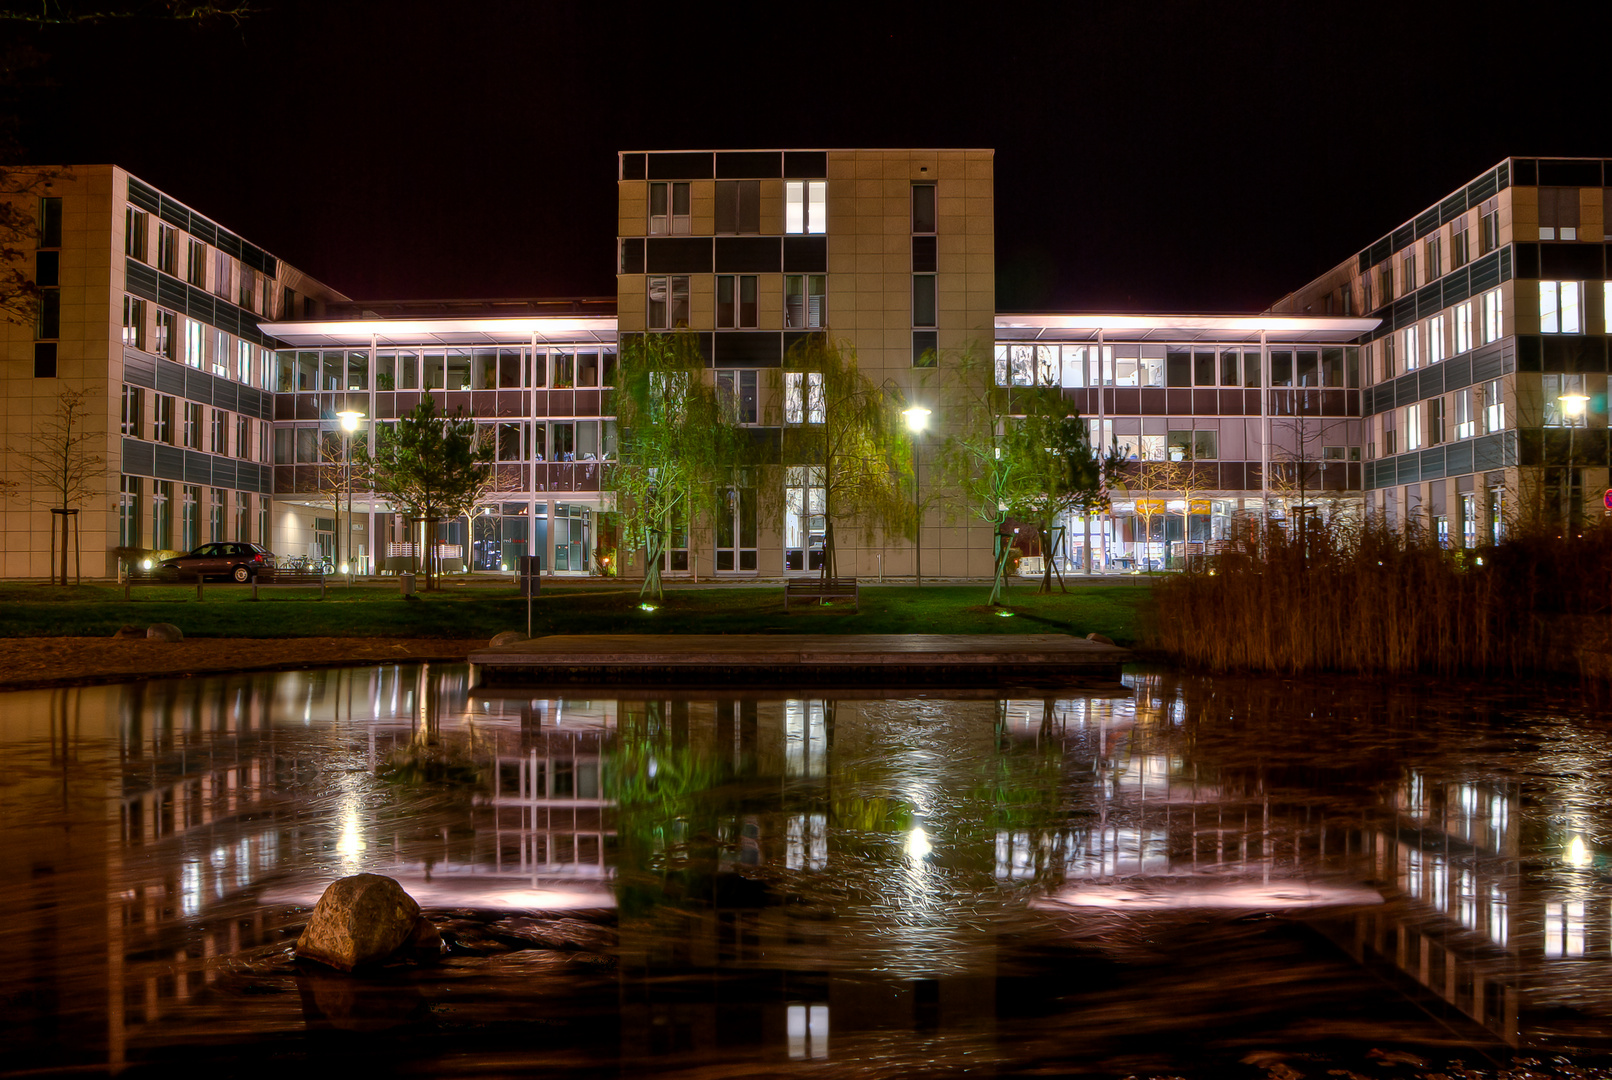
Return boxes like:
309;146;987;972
1560;393;1589;420
338;563;348;574
141;558;152;570
903;405;931;433
336;409;365;432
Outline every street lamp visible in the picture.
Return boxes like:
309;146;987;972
336;410;364;583
1560;391;1589;533
903;405;931;587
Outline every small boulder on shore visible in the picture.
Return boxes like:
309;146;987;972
1085;632;1116;646
295;873;437;971
112;625;143;640
489;630;528;647
146;623;183;642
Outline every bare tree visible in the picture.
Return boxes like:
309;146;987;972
6;386;104;584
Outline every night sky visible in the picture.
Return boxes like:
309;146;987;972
15;0;1611;312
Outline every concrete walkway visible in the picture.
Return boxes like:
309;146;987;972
470;633;1132;689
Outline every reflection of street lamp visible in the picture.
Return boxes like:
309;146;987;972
903;406;930;587
1560;392;1588;532
337;410;364;583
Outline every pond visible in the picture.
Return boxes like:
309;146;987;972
3;665;1611;1076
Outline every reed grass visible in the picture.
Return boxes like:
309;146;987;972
1150;517;1612;677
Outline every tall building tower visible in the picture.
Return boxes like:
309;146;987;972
615;149;998;579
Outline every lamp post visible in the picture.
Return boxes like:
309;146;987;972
1560;391;1588;533
336;410;364;584
903;405;930;587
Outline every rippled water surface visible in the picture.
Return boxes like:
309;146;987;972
5;665;1612;1077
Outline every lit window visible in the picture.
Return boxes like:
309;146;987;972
1404;324;1419;371
238;339;252;383
785;181;826;235
122;295;145;349
212;329;229;377
1483;379;1505;433
1543;373;1587;427
183;317;204;368
121;385;143;438
1482;287;1503;343
1428;315;1445;363
716;369;758;424
648;182;689;236
154;308;174;358
786;1003;829;1060
646;275;689;330
1540;281;1581;333
1544;900;1585;958
125;207;148;261
785;371;824;424
1404;402;1423;451
784;274;825;329
1453;302;1472;354
1453;387;1475;439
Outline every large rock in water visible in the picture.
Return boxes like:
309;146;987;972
146;623;183;641
295;874;425;971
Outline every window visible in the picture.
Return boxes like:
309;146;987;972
716;369;759;424
1538;187;1579;240
1453;387;1475;439
1382;409;1397;456
156;223;176;274
238;339;252;383
1453;301;1473;354
1480;197;1500;254
152;481;172;550
186;238;207;286
1404;324;1419;371
121;385;143;438
1482;287;1503;343
122;295;145;349
714;180;761;234
1428;315;1445;363
1405;402;1424;451
120;477;141;548
1424;234;1441;280
154;395;175;444
715;479;758;572
1483;379;1505;433
785;371;824;424
647;275;690;329
211;408;228;454
35;250;58;340
212;329;229;376
209;487;225;542
236;414;251;459
1543;373;1588;427
1427;397;1445;445
1402;253;1416;292
785;274;825;329
648;181;689;235
238;264;256;311
155;308;176;360
259;420;271;463
258;497;270;548
716;274;757;328
785;181;826;234
183;402;202;449
1451;219;1469;268
212;249;232;298
125;206;147;261
180;485;199;551
235;492;250;541
912;184;936;233
1540;281;1582;333
38;196;61;247
1381;334;1396;380
912;274;936;328
1377;263;1394;305
183;317;204;367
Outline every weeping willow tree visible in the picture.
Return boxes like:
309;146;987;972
611;332;741;601
773;336;913;580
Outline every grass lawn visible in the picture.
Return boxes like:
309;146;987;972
0;581;1151;646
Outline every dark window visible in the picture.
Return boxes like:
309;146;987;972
1166;350;1191;387
912;275;936;328
1270;350;1293;387
912;184;936;234
33;342;56;378
1538;187;1581;240
912;236;937;273
913;331;938;368
35;250;58;286
36;288;59;339
38;197;61;248
714;180;761;234
1193;350;1214;387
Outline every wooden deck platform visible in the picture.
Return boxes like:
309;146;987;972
469;634;1132;689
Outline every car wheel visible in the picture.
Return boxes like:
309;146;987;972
232;566;251;583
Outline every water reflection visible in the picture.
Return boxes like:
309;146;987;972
5;667;1612;1072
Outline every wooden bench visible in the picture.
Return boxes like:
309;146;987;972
784;576;859;613
123;566;327;600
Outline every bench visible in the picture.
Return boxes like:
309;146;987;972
784;576;859;613
123;566;327;600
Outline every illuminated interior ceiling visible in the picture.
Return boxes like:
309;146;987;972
994;313;1382;344
258;316;619;348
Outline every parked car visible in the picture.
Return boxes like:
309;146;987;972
158;542;277;583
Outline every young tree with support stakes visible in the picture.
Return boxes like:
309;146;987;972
359;394;494;591
774;336;912;582
6;386;102;584
998;385;1107;594
611;332;740;602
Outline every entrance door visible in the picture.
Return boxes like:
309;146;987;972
553;503;590;573
715;485;757;573
783;467;824;574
